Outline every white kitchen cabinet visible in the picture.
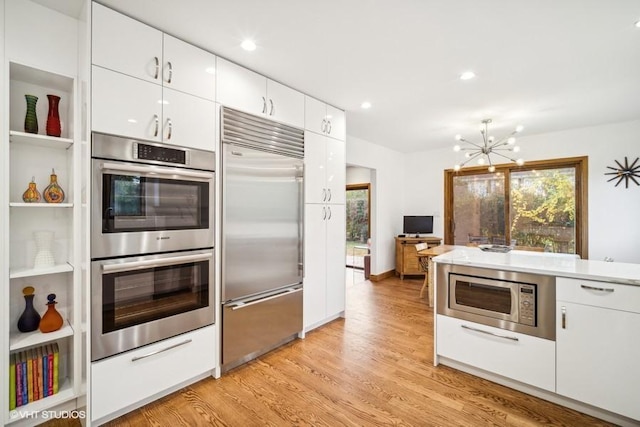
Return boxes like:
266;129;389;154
162;87;216;151
304;96;346;141
304;204;346;331
556;278;640;421
91;325;216;423
436;315;556;392
92;3;216;101
304;131;346;205
217;58;304;128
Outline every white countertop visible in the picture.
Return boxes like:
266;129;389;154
433;248;640;286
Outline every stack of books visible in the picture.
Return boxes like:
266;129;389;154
8;343;59;410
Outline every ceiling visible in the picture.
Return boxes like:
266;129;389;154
37;0;640;153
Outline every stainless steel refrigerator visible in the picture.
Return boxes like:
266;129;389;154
221;107;304;370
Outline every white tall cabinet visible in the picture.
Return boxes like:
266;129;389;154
303;97;346;331
91;3;217;152
1;1;88;424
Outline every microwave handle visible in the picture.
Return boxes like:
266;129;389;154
102;252;213;273
99;162;214;180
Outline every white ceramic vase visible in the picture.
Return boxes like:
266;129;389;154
33;231;55;268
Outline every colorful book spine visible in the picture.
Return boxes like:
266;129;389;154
47;345;54;396
42;347;49;398
27;349;34;403
16;353;23;408
9;353;16;410
52;343;59;394
20;351;28;405
36;346;44;401
33;348;40;401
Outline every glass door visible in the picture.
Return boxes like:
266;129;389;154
346;184;370;269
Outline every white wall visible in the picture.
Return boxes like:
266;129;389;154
346;136;404;275
403;119;640;263
346;166;371;185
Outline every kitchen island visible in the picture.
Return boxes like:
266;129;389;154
432;248;640;427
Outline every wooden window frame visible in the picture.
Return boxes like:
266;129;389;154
346;183;371;239
444;156;588;258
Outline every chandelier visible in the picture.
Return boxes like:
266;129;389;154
453;119;524;172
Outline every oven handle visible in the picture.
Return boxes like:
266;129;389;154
99;162;214;180
131;339;192;362
461;324;519;341
102;253;213;274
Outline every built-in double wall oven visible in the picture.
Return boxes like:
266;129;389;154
90;132;215;361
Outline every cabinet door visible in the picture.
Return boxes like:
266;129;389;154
325;137;346;205
92;66;162;141
216;58;266;115
92;3;163;84
162;88;216;151
304;204;327;330
304;131;327;204
304;96;328;134
326;105;346;141
163;34;216;101
325;205;346;318
266;79;304;128
556;302;640;420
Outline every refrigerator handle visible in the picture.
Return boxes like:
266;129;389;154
229;287;303;310
298;166;304;277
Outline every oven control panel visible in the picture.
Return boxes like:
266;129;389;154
134;142;187;165
519;284;536;326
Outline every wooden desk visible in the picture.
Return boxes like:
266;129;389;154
395;236;442;279
416;245;456;307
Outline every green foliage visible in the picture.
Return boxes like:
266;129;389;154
346;190;369;243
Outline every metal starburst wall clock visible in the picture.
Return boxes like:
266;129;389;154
604;156;640;188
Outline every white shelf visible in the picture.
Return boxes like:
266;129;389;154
9;130;73;149
7;379;75;423
9;263;73;279
9;321;74;352
9;202;73;208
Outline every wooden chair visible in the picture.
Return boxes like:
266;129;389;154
415;243;430;300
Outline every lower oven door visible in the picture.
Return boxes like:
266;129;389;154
91;249;214;361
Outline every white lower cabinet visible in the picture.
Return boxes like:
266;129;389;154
91;325;216;422
304;204;346;330
436;315;556;392
556;278;640;421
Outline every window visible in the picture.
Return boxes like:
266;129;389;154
444;157;588;258
346;183;370;269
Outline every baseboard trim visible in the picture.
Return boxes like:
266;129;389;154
370;270;395;281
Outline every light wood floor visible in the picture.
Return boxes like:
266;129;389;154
50;275;613;426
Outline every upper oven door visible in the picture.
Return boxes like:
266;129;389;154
92;159;215;258
449;273;519;323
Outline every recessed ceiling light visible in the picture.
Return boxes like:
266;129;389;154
460;71;476;80
241;39;257;51
635;20;640;28
361;101;372;109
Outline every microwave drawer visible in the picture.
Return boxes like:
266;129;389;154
556;277;640;313
436;315;556;392
91;325;216;422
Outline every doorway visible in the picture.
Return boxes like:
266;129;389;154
346;183;370;275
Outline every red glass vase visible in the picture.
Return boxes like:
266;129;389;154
46;94;61;137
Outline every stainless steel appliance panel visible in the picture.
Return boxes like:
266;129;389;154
91;249;214;361
222;143;303;302
222;287;302;365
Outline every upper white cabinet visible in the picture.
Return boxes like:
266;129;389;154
91;3;216;150
556;278;640;421
304;96;346;141
304;131;346;205
217;58;304;128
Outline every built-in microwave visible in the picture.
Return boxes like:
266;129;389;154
437;264;556;340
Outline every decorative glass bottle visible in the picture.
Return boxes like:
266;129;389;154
46;94;61;137
40;294;63;333
17;286;41;333
24;94;38;134
22;177;42;202
33;231;55;269
43;169;65;203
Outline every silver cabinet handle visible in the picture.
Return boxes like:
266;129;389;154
166;61;173;84
327;120;332;134
321;119;327;133
153;114;159;137
461;324;519;341
153;56;159;79
102;252;213;273
561;306;566;329
322;206;327;220
580;284;614;293
132;339;192;362
269;99;275;116
262;97;267;114
322;188;327;202
327;188;332;202
166;118;172;140
327;206;332;220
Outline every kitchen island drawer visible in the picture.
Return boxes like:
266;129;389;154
556;277;640;313
436;315;555;392
91;325;216;422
